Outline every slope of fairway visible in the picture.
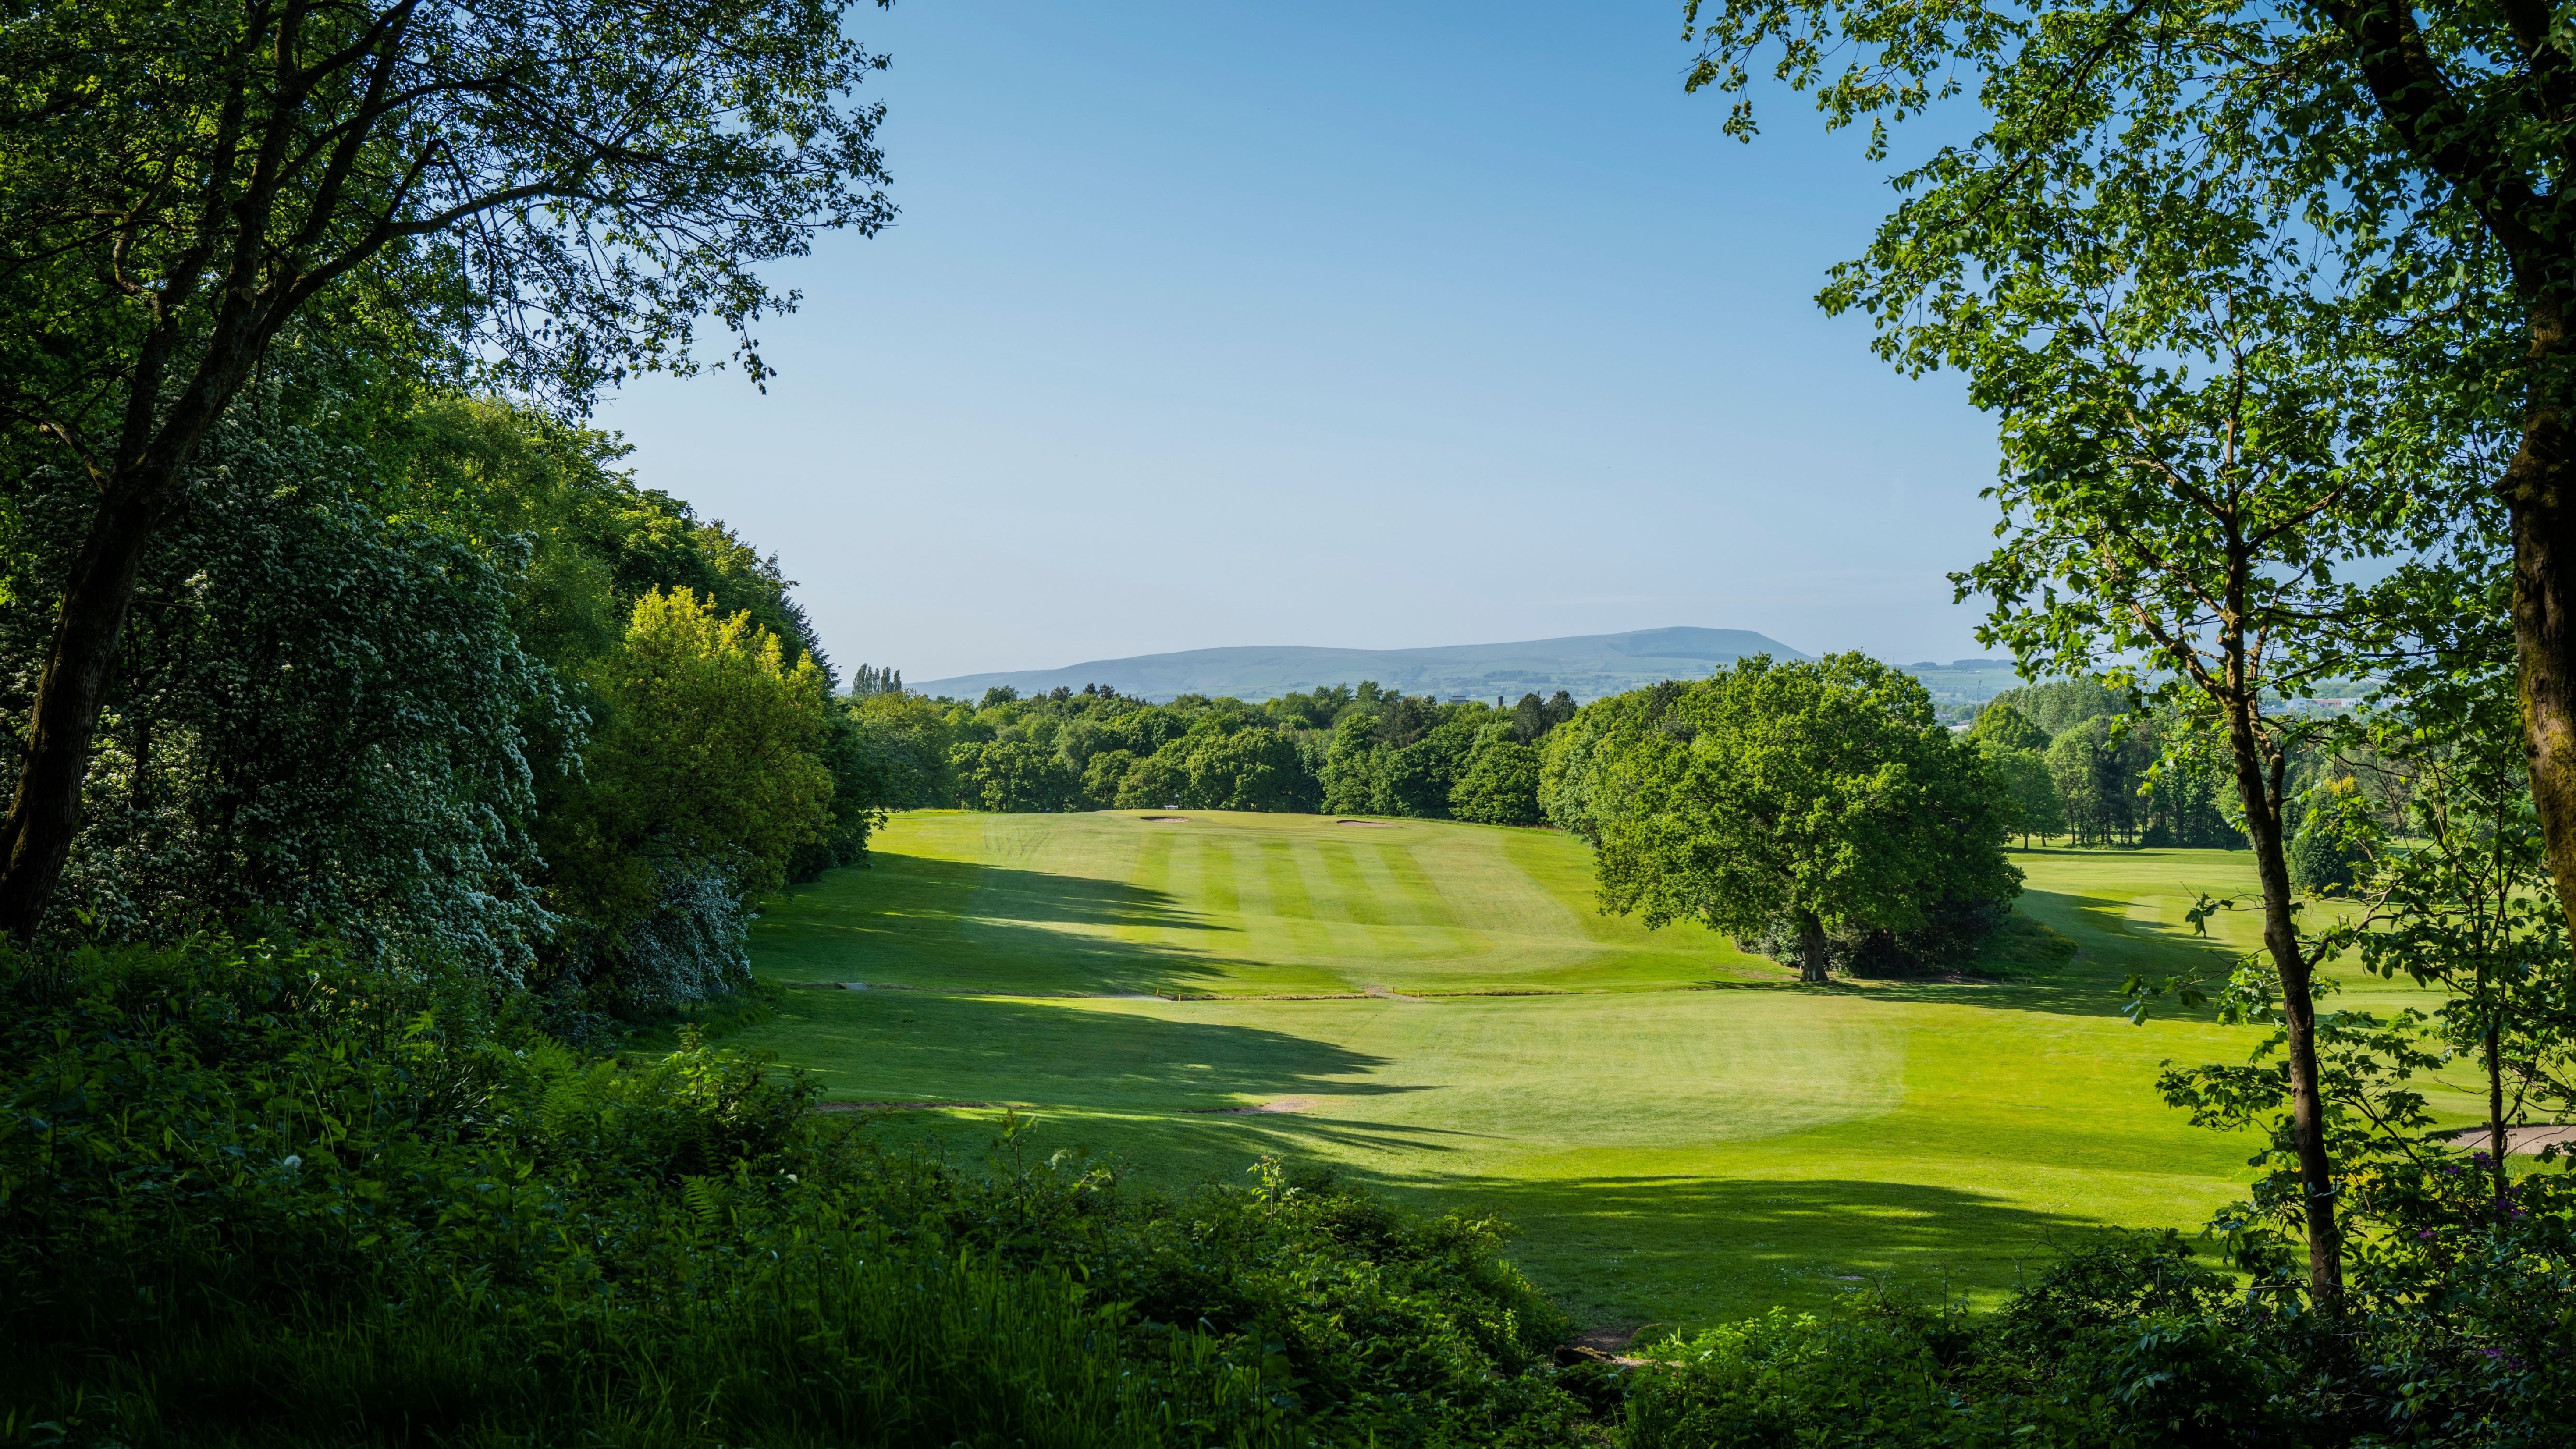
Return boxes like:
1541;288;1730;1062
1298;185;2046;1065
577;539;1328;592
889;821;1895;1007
752;810;1778;995
738;811;2438;1330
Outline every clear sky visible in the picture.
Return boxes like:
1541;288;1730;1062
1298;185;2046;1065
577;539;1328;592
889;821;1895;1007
596;0;2007;684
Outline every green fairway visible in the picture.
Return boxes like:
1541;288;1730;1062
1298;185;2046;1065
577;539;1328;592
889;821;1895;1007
737;810;2445;1331
749;810;1779;996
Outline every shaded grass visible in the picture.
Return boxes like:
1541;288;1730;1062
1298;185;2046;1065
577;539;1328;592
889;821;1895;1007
746;817;2454;1330
732;984;2260;1326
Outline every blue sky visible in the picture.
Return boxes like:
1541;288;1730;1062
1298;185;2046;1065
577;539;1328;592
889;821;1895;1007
597;0;2005;683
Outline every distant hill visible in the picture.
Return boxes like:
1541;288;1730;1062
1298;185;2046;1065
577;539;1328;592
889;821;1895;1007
914;627;1813;704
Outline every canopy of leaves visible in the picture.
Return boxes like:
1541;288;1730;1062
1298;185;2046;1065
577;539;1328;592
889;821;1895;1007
539;587;830;995
1585;654;2022;971
0;0;897;441
25;376;564;974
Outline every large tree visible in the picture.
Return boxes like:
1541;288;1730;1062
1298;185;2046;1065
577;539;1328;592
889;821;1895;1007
1451;726;1546;826
0;0;892;938
41;373;566;971
1591;654;2021;984
1681;0;2501;1301
1677;0;2576;997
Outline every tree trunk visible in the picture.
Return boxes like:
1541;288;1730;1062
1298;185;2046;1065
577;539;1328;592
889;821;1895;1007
2486;1015;2510;1222
0;484;171;939
2506;397;2576;938
2227;717;2344;1304
1796;909;1830;985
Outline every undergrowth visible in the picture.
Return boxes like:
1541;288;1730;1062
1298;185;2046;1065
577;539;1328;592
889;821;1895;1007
0;938;1579;1447
6;937;2572;1447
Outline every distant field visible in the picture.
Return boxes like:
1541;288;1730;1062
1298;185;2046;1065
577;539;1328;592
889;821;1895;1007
737;810;2456;1331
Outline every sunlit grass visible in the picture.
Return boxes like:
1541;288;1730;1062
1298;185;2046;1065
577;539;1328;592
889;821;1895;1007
744;811;2451;1330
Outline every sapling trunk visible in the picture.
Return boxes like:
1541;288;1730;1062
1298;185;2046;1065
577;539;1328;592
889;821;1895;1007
2486;1016;2510;1221
2215;586;2343;1304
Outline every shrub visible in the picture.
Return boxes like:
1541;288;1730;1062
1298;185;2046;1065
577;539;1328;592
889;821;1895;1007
1732;896;2015;979
1613;1228;2576;1448
0;937;1584;1447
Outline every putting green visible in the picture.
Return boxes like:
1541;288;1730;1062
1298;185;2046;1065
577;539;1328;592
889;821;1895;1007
737;810;2445;1328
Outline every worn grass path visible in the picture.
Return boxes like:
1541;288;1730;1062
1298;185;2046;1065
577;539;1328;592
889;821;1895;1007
738;810;2448;1329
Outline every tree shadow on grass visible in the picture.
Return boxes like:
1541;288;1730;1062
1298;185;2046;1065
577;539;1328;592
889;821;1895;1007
759;854;1263;994
779;991;1436;1115
951;1106;1493;1174
1829;888;2242;1022
790;852;1218;932
1382;1172;2145;1321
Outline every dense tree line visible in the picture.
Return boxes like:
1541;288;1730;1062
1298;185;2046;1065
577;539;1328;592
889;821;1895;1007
1964;681;2241;850
916;681;1579;825
1964;679;2381;862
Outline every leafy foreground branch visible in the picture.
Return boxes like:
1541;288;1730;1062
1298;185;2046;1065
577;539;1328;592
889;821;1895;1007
7;938;2576;1448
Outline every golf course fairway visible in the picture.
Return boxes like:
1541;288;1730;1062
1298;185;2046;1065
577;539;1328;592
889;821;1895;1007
734;810;2446;1331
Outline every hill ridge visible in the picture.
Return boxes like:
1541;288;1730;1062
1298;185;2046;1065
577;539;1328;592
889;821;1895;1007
913;626;1812;703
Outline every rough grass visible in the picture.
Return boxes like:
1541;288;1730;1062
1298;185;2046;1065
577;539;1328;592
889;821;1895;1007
741;811;2455;1331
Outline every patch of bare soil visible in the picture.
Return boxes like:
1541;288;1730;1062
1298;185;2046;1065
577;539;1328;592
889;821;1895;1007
1556;1323;1659;1368
1335;819;1396;827
813;1100;998;1113
1180;1097;1319;1115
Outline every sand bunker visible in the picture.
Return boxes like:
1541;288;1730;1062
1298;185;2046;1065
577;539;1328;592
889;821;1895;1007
2438;1123;2576;1155
1141;815;1190;822
1181;1097;1318;1115
1335;819;1396;827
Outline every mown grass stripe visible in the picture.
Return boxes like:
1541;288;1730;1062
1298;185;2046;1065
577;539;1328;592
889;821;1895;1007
1191;833;1246;953
1312;839;1386;927
1377;843;1467;935
1255;838;1340;970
